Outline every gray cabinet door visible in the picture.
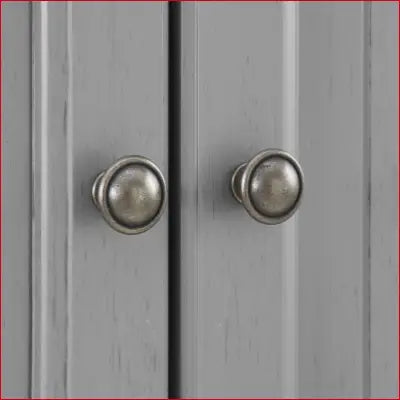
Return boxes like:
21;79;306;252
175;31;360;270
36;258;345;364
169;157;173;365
179;2;398;398
2;1;398;399
2;2;168;397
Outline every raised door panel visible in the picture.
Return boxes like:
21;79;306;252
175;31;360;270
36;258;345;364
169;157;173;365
31;2;168;397
180;2;398;397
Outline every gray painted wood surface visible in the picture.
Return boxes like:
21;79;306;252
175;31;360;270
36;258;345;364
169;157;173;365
2;2;397;398
181;3;289;396
2;2;32;397
370;2;398;396
298;3;369;396
30;2;168;397
180;2;398;397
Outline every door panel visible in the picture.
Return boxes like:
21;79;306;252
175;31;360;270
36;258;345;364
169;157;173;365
370;3;398;395
179;2;398;397
181;3;287;396
2;2;32;397
31;2;168;397
298;3;367;396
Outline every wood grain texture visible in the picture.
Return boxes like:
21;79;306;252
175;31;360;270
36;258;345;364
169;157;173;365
31;5;70;394
370;2;398;397
1;2;32;397
179;4;199;395
180;2;397;397
180;3;285;397
298;3;368;396
31;2;168;397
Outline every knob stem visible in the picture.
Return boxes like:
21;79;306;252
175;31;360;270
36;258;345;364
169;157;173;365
91;171;104;210
231;163;246;204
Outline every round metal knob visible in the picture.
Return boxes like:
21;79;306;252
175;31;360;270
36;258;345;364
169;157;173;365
231;149;303;224
92;155;166;234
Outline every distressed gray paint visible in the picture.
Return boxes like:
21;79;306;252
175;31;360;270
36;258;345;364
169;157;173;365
31;2;168;397
180;2;398;398
2;2;397;398
180;3;286;397
370;2;398;396
298;3;369;396
2;2;32;397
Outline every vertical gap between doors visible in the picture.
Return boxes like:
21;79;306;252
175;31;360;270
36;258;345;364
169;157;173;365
168;2;181;398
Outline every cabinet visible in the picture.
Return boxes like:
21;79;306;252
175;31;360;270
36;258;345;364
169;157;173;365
2;1;398;398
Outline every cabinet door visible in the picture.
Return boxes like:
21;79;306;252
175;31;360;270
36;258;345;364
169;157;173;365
3;2;169;397
179;2;398;397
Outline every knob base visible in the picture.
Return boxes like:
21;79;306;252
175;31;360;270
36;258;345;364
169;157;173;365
230;163;246;204
92;171;104;210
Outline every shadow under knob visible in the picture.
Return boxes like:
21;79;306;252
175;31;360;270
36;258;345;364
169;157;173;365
92;155;166;234
231;149;303;225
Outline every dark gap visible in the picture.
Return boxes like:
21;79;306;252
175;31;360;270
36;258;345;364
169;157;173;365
168;2;181;398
